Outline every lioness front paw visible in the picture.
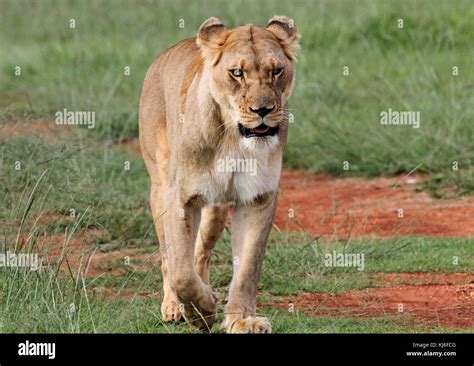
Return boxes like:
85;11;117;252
223;316;272;334
161;295;183;322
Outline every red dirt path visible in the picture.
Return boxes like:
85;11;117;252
275;171;474;238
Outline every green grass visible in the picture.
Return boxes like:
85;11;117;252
0;134;156;249
219;233;474;296
5;263;467;333
1;0;474;192
1;231;473;333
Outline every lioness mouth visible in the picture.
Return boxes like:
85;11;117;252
238;123;279;138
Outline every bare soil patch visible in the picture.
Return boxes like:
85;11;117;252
264;273;474;328
275;171;474;238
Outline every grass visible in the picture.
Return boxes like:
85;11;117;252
0;133;155;247
0;0;473;193
84;233;474;298
1;228;473;333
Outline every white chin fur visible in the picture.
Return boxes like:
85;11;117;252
240;135;279;152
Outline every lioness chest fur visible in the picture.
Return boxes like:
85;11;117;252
196;142;282;205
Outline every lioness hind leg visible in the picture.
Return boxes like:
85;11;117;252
194;204;228;284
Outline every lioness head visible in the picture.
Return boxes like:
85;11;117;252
197;16;300;150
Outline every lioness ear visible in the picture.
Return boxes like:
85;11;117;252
266;15;301;61
197;17;229;65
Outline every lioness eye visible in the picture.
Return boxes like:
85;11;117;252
272;68;283;76
230;69;243;78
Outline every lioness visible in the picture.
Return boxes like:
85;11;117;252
139;16;300;333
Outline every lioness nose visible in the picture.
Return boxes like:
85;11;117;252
250;106;274;118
